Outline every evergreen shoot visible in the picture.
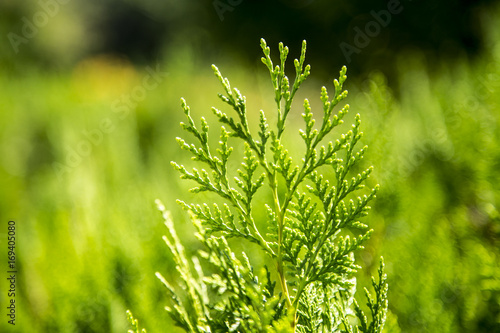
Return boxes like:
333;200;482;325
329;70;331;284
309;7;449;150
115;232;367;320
145;38;388;332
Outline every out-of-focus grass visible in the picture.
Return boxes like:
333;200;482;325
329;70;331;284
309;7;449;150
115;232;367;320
349;40;500;331
1;22;500;333
0;44;282;332
0;49;207;332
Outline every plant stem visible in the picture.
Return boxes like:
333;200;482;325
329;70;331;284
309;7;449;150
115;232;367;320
270;170;298;330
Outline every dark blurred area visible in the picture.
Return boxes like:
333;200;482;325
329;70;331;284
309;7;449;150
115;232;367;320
1;0;499;82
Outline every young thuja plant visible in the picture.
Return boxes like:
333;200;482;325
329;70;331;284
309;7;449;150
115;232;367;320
134;39;388;332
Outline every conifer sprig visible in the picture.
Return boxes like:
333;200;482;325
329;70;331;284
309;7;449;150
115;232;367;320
154;38;388;333
126;310;147;333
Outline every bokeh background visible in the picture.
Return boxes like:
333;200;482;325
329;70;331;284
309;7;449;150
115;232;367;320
1;0;499;332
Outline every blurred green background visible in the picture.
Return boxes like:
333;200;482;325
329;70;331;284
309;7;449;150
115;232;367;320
0;0;499;332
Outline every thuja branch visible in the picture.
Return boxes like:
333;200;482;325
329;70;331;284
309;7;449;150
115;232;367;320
165;38;388;333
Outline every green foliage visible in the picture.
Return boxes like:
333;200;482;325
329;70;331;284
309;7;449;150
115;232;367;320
127;310;147;333
157;39;388;332
355;50;500;332
2;23;499;333
4;10;499;333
